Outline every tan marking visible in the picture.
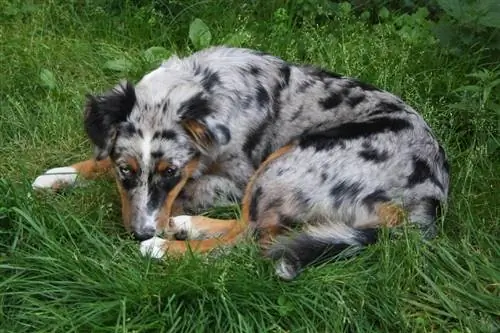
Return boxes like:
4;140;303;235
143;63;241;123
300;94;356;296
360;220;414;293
125;158;139;173
171;215;236;237
255;211;283;248
158;142;298;255
159;218;242;255
116;179;132;231
71;158;113;179
205;162;222;175
156;160;173;174
376;203;406;227
157;158;200;230
241;142;297;223
182;119;213;150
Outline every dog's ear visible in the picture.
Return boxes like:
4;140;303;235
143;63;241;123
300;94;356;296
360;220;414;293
84;81;136;160
178;93;231;152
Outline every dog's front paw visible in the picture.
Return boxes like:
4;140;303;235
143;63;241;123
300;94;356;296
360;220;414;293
32;166;78;191
168;215;203;240
140;236;167;258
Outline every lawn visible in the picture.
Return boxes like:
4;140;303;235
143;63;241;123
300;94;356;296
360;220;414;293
0;1;499;332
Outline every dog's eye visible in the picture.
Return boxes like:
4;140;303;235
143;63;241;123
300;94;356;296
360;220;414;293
162;166;177;177
119;165;134;177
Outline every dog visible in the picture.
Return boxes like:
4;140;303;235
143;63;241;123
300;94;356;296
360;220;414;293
32;46;450;280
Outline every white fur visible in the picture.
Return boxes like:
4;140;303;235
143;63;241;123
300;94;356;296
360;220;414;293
141;132;153;169
140;236;167;258
32;166;78;190
275;259;297;281
306;223;361;246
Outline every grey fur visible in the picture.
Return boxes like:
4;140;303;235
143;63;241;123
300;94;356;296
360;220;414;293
85;46;450;276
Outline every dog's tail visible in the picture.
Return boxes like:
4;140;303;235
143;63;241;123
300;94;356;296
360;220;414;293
266;223;379;281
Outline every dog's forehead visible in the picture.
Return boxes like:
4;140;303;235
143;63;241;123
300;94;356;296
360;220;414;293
115;122;191;168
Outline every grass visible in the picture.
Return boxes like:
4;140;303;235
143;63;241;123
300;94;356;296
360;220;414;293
0;1;499;332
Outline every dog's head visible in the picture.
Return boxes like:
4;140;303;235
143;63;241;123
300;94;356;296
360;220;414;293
83;68;229;240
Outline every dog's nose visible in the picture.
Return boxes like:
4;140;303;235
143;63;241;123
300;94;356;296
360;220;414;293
133;227;156;241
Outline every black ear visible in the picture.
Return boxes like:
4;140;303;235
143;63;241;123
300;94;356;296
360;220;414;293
84;81;136;160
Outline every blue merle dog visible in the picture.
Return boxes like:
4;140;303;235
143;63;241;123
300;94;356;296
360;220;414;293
33;46;450;280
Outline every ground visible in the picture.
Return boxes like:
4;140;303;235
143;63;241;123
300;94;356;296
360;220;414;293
0;1;498;332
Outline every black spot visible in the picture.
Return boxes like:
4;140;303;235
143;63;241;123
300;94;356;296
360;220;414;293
256;86;270;109
243;118;271;161
308;67;343;80
320;172;328;182
271;83;282;119
369;101;404;116
137;129;144;138
119;122;137;138
279;215;301;229
151;150;163;159
147;174;182;212
319;92;343;110
346;94;366;108
249;186;263;222
174;230;189;241
407;157;444;191
179;93;212;120
121;176;138;191
201;69;221;92
264;198;284;212
358;148;389;163
345;79;381;92
307;168;313;173
152;131;161;140
249;66;261;76
294;190;309;206
162;101;169;114
152;129;177;141
362;189;390;211
241;95;254;109
299;117;412;151
280;65;291;87
261;142;275;163
147;185;165;212
361;140;372;149
290;107;302;121
297;80;314;93
330;181;363;207
215;124;231;144
423;196;442;221
84;81;136;156
277;168;285;176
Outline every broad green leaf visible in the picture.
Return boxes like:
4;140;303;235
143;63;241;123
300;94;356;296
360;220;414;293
378;7;390;20
103;58;134;72
39;68;57;90
144;46;171;65
189;18;212;49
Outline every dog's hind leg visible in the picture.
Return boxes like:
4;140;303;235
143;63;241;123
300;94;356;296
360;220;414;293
32;158;112;191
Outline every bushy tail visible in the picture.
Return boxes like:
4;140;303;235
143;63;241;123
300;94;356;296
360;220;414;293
266;224;379;281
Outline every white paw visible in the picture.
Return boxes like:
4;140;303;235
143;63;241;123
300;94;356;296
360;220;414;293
140;236;167;258
32;166;78;190
169;215;202;239
275;259;299;281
